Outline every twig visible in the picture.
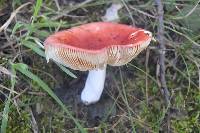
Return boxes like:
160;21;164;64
145;48;150;105
28;107;39;133
12;87;29;100
155;0;171;132
129;6;156;19
27;91;46;96
0;84;19;95
121;0;135;26
52;0;93;20
155;0;170;105
0;2;32;32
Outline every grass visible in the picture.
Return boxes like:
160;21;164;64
0;0;200;132
1;62;16;133
11;63;86;132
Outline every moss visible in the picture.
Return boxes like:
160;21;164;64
6;107;31;133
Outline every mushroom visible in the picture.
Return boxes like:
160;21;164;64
44;22;152;105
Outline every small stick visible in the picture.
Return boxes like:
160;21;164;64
52;0;93;20
145;48;150;105
28;107;39;133
155;0;170;105
155;0;171;132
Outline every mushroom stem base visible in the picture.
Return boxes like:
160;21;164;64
81;68;106;105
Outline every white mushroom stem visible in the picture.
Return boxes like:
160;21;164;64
81;67;106;105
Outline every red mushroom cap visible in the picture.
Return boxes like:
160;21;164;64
44;22;152;71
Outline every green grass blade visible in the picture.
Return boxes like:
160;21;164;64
12;63;86;133
1;96;11;133
1;64;16;133
22;40;45;57
33;0;43;19
56;63;77;78
12;22;24;35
